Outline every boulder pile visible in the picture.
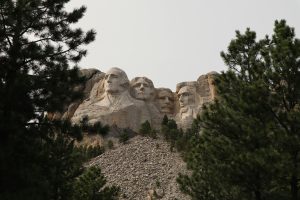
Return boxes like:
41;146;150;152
87;135;190;200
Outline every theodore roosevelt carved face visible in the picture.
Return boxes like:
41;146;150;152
156;88;174;114
104;67;129;94
130;77;154;100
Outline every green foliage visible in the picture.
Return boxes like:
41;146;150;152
74;144;105;162
156;180;161;188
139;120;157;139
178;20;300;200
151;129;158;139
162;115;169;126
42;134;85;200
160;116;195;154
72;167;119;200
107;140;114;149
80;116;110;135
140;120;152;135
119;130;130;144
161;115;175;142
80;115;90;131
160;115;191;152
87;122;110;135
0;1;117;199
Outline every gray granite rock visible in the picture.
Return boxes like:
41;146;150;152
53;67;217;131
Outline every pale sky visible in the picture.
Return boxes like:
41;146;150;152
67;0;300;90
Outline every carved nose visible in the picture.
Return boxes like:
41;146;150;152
179;96;183;102
140;84;144;90
107;75;112;83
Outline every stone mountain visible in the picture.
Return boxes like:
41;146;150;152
50;67;217;131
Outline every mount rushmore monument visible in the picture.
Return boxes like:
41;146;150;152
51;67;217;131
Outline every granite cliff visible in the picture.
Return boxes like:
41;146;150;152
54;67;217;131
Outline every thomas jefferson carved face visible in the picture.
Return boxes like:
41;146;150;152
130;77;154;100
157;88;174;114
178;86;195;109
104;68;129;94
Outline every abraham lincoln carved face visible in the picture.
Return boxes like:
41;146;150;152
178;86;196;109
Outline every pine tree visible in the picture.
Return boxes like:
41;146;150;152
0;1;117;199
140;120;152;135
72;167;119;200
162;115;169;126
178;20;300;200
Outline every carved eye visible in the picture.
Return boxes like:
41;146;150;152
179;92;189;97
111;74;118;79
133;83;140;88
105;74;118;80
142;83;149;88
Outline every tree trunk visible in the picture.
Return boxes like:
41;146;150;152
254;190;262;200
291;174;298;200
291;152;299;200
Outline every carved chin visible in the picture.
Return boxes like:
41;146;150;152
137;95;147;100
136;96;146;100
135;92;150;100
180;107;188;113
161;107;172;114
180;103;187;108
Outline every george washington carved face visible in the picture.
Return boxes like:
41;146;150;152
130;77;154;100
104;67;129;94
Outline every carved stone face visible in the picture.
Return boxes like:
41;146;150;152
130;77;154;100
104;68;129;94
157;89;174;114
178;86;195;109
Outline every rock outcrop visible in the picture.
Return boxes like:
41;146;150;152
71;68;152;131
57;67;217;131
47;68;105;121
197;71;218;104
87;136;191;200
